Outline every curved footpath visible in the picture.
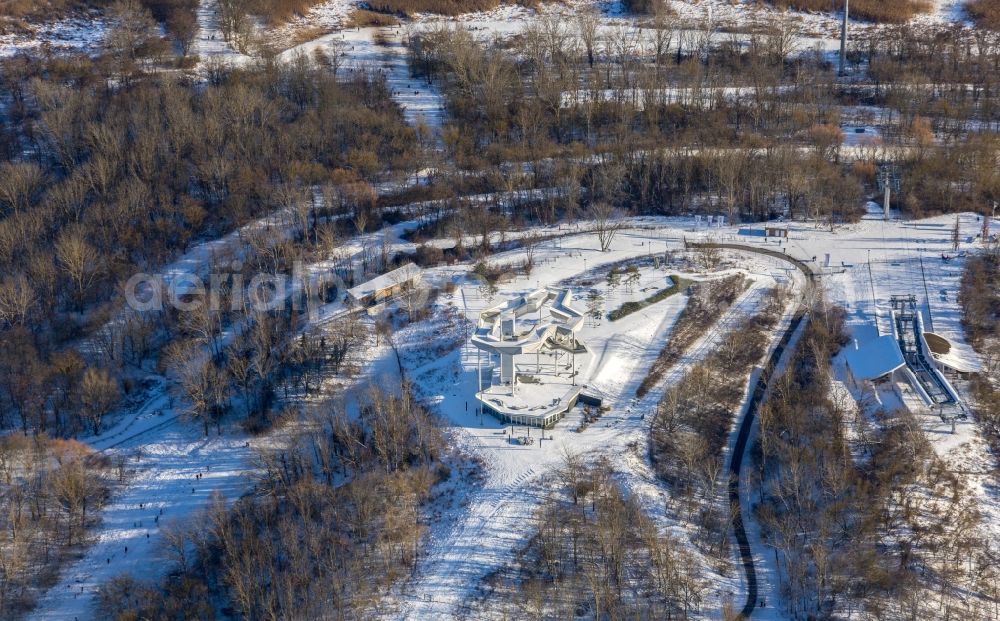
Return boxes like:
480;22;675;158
689;241;817;282
696;241;816;618
728;311;808;617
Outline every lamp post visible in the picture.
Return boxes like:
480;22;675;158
571;335;576;386
984;201;996;242
882;167;892;222
980;201;997;247
839;0;849;77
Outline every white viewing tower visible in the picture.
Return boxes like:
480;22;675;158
471;288;591;428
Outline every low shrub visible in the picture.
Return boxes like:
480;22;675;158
969;1;1000;34
770;0;931;24
607;275;691;321
345;8;400;27
365;0;544;17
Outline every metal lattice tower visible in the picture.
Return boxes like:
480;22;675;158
877;164;901;221
839;0;850;77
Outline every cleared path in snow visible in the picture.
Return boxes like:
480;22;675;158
280;26;446;140
29;424;254;620
193;0;251;64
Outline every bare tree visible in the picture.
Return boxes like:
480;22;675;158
576;11;599;68
760;10;800;66
79;368;121;435
0;162;43;217
55;229;101;306
105;0;158;79
169;6;198;58
589;202;624;252
0;273;36;327
276;182;312;243
522;231;541;274
651;11;675;65
217;0;253;47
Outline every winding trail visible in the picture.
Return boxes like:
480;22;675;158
699;242;815;618
728;311;808;617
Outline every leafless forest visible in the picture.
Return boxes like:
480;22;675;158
1;1;1000;619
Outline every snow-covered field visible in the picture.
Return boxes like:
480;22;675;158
0;12;107;58
25;200;1000;618
31;419;256;620
9;0;1000;618
0;0;979;61
379;223;808;618
280;26;446;134
384;208;998;618
192;0;252;63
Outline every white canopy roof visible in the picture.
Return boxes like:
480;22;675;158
347;263;421;301
845;335;907;381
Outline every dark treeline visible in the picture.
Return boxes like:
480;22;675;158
476;456;709;619
409;18;1000;221
0;435;113;616
0;54;419;434
755;304;997;617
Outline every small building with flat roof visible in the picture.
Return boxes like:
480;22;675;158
346;263;422;308
765;226;789;239
845;335;907;382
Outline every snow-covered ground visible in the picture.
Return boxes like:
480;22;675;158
388;223;806;618
384;208;1000;619
280;26;446;135
917;0;972;26
7;1;1000;617
30;417;255;620
192;0;252;64
0;0;977;61
0;12;107;58
26;199;1000;618
267;0;358;43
